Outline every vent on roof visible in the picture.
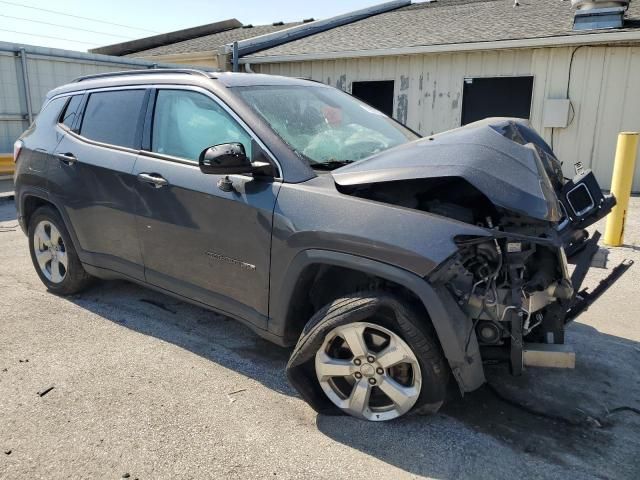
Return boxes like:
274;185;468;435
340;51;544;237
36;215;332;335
572;0;630;30
303;18;315;23
272;21;284;26
242;24;254;28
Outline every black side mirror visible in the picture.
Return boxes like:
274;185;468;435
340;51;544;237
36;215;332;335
199;142;275;177
199;143;253;175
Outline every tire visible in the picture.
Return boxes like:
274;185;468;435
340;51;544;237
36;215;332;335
286;291;449;421
28;205;93;295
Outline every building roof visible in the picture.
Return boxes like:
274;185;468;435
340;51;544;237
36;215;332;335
244;0;640;60
122;22;303;58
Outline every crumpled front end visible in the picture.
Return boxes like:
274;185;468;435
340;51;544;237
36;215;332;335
334;118;633;376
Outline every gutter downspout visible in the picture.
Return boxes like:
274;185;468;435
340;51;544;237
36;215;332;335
18;48;33;124
244;62;254;73
232;41;239;72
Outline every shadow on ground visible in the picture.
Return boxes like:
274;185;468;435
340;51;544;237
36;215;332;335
67;279;640;479
0;197;17;223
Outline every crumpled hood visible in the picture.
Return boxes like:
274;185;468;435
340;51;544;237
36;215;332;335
332;118;562;222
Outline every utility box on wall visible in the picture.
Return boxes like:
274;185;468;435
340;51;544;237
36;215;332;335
543;99;571;128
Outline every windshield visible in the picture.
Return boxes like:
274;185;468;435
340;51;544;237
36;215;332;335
233;85;419;168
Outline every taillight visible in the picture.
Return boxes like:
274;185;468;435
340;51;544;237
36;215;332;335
13;139;23;162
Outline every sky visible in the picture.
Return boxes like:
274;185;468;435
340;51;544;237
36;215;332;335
0;0;386;52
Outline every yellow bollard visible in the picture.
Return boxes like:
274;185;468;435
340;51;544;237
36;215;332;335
604;132;639;246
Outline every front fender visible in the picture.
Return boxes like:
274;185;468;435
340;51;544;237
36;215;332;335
271;249;484;393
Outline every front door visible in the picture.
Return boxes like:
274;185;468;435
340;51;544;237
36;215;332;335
133;88;280;328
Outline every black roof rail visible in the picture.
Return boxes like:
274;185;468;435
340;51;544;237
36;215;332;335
72;68;217;83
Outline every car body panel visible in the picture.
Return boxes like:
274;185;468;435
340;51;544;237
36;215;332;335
49;131;145;280
333;118;562;222
132;153;280;326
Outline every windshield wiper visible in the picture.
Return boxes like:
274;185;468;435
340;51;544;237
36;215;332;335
310;160;353;170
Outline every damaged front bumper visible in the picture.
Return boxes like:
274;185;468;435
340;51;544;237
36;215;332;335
433;168;633;378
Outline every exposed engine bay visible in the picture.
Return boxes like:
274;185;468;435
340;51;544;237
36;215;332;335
333;118;633;375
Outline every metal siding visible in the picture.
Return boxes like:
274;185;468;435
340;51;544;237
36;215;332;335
0;41;188;156
253;44;640;190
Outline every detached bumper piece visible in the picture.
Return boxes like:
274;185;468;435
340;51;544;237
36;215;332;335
566;259;634;323
523;343;575;369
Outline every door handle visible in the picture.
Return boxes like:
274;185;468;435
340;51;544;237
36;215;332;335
55;152;77;165
137;172;169;188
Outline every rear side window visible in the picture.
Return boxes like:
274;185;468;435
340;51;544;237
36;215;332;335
80;90;146;148
59;95;83;130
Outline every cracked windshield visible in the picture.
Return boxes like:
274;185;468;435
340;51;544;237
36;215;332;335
234;84;419;168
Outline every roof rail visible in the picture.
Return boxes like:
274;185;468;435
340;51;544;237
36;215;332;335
72;68;216;83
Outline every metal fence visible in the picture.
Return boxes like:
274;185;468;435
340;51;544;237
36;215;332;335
0;41;177;154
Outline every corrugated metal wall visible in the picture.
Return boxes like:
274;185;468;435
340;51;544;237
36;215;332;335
254;45;640;191
0;43;172;154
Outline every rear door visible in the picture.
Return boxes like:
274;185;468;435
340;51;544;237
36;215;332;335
48;88;148;280
133;86;281;327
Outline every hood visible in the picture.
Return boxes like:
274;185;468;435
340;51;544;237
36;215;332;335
332;118;562;222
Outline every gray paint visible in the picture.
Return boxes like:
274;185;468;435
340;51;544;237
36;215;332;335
14;71;557;395
333;118;562;222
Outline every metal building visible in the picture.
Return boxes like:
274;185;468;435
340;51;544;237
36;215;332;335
0;41;177;156
239;0;640;191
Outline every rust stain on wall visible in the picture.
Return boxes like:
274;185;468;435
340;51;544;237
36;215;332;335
396;94;408;125
400;75;409;91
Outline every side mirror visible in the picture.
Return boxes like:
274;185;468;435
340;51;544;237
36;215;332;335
199;143;253;175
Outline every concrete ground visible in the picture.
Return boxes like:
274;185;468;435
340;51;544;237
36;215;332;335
0;178;13;199
1;196;639;480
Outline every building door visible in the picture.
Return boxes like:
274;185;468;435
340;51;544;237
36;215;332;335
461;76;534;125
351;80;395;117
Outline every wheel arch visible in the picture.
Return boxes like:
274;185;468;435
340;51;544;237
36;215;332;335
18;189;82;254
271;249;485;393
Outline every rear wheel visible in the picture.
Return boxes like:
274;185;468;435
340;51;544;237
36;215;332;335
28;206;93;295
289;292;449;421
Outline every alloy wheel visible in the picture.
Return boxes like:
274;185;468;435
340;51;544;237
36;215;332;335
33;220;68;284
315;321;422;421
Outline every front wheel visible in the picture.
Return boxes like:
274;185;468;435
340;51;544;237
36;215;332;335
287;293;449;421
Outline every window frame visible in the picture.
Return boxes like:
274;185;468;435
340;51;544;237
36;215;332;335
57;93;86;132
139;85;282;179
76;87;150;150
48;84;282;179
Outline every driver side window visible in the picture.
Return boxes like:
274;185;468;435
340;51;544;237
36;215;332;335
151;89;252;161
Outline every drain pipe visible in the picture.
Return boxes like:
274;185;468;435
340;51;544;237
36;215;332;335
244;62;255;73
232;41;239;72
18;48;33;123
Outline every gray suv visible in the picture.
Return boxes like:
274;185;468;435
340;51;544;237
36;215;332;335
13;69;630;421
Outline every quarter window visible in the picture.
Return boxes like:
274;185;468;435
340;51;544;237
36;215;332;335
80;90;146;148
59;95;83;130
151;89;252;161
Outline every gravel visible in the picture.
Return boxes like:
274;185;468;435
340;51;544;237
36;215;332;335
1;196;639;479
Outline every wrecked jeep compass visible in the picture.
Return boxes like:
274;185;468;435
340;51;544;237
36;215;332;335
14;70;631;421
